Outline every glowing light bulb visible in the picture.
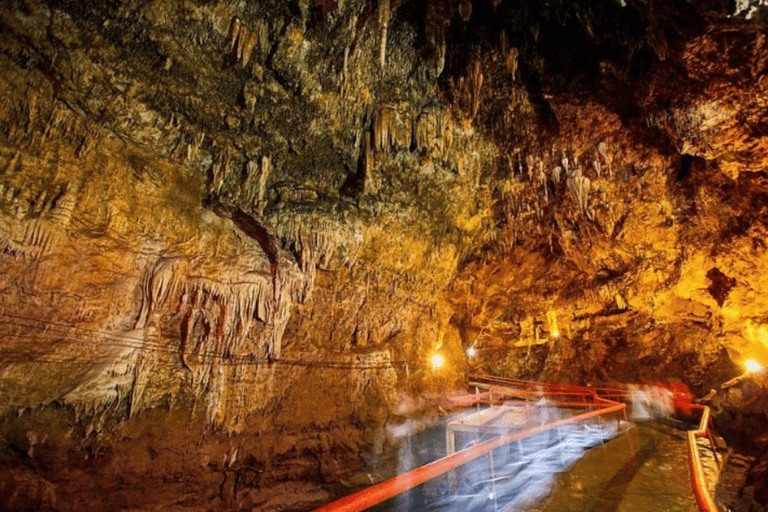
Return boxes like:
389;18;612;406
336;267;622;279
551;330;560;338
466;347;476;358
744;359;764;373
431;353;444;370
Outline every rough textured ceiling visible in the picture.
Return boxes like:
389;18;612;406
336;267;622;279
1;0;768;510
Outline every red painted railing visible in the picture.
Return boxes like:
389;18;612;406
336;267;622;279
468;374;628;396
684;404;720;512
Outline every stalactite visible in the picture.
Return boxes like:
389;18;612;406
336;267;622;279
134;255;306;418
507;47;519;79
49;183;78;225
363;131;374;187
340;44;350;97
425;0;449;77
212;152;231;195
458;0;472;21
227;17;242;52
470;58;483;117
242;159;259;206
0;181;64;259
258;156;271;215
226;17;258;66
500;29;508;55
255;20;269;55
378;0;390;69
241;30;257;66
394;110;411;150
374;103;394;153
598;141;609;160
567;171;591;216
415;104;453;157
271;211;363;299
128;351;153;418
236;26;247;61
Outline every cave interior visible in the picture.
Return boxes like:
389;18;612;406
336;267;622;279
1;0;768;510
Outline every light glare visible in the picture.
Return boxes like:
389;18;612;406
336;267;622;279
466;347;476;358
744;359;764;373
431;353;445;369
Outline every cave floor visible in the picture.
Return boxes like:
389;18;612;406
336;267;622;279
521;421;699;512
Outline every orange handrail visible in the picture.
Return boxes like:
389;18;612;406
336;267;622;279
468;374;628;395
685;404;719;512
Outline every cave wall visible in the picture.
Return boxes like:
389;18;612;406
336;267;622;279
448;6;768;396
0;1;479;509
1;0;768;510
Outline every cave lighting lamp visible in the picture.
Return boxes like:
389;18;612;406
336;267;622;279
743;359;764;373
466;346;477;358
431;352;445;370
547;310;559;338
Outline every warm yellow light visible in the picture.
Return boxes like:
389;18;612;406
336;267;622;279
546;310;559;338
744;359;764;373
745;321;768;349
466;347;476;358
431;353;445;369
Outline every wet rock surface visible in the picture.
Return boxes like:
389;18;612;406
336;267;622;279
0;0;767;510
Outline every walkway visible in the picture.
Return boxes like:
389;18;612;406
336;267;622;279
312;376;719;512
521;421;698;512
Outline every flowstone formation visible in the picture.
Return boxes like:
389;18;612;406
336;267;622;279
0;0;767;510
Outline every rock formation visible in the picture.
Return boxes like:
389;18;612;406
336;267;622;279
0;0;767;510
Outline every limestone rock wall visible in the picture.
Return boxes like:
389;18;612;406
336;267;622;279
0;1;481;509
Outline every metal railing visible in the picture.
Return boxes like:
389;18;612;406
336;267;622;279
684;404;720;512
